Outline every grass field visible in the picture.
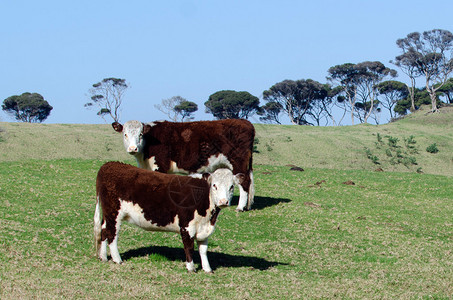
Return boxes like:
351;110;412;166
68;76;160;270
0;107;452;299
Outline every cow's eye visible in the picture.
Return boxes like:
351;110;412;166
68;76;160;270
213;184;217;190
124;134;128;139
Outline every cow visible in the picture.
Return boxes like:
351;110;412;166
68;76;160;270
112;119;255;211
94;161;243;273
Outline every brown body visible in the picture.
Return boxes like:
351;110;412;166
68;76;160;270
113;119;255;211
94;161;237;272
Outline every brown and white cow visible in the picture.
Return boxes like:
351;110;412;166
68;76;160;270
112;119;255;211
94;161;243;273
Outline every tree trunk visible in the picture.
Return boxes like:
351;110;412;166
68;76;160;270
364;98;374;124
430;91;438;112
426;78;438;112
408;78;416;112
348;90;356;125
388;104;394;119
336;104;346;126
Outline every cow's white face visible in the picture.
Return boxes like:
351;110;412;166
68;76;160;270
120;120;145;155
207;169;244;208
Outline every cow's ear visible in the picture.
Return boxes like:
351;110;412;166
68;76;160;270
234;173;246;185
142;123;152;135
202;173;212;184
112;122;123;133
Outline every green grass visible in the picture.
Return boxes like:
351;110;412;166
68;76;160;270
252;105;453;176
0;122;126;162
0;160;452;298
0;107;452;298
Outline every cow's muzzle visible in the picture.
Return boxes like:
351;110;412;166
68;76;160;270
127;146;138;153
217;198;229;208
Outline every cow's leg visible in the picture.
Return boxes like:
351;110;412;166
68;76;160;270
180;228;196;272
236;170;253;211
100;215;122;263
109;235;122;264
99;221;108;261
237;185;248;211
99;239;108;261
197;239;212;273
110;215;123;264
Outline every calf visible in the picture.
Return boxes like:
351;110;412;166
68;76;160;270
112;119;255;211
94;161;242;273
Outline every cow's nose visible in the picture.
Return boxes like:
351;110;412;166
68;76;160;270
127;146;138;153
217;198;229;207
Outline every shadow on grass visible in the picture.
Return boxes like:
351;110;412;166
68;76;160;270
122;245;287;271
230;195;292;211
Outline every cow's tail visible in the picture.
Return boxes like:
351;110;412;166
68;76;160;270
246;126;255;210
246;170;255;210
93;195;102;257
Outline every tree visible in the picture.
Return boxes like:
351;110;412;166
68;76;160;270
307;84;340;126
2;92;53;123
394;88;434;116
155;96;187;121
155;96;198;122
205;90;260;119
436;77;453;103
328;62;396;124
174;101;198;121
327;63;361;125
396;29;453;112
323;85;343;126
391;48;420;112
262;79;327;125
258;101;283;124
85;78;129;122
354;61;397;124
377;80;409;120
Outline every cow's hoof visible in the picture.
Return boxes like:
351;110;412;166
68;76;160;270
186;261;196;272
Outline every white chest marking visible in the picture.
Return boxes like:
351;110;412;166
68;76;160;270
185;205;216;241
137;155;159;171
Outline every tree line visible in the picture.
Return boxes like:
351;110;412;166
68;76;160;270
3;29;453;125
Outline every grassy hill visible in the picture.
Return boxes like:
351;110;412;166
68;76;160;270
253;105;453;175
1;104;452;175
0;105;452;298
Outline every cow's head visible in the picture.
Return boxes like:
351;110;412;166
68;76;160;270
203;169;244;208
112;120;149;155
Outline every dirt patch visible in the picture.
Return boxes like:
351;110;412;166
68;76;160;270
308;180;326;188
304;202;322;209
342;180;355;185
290;166;304;172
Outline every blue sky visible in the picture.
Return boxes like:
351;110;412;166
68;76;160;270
1;0;452;124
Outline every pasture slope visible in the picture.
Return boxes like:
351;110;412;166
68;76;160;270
0;107;452;299
1;105;453;175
